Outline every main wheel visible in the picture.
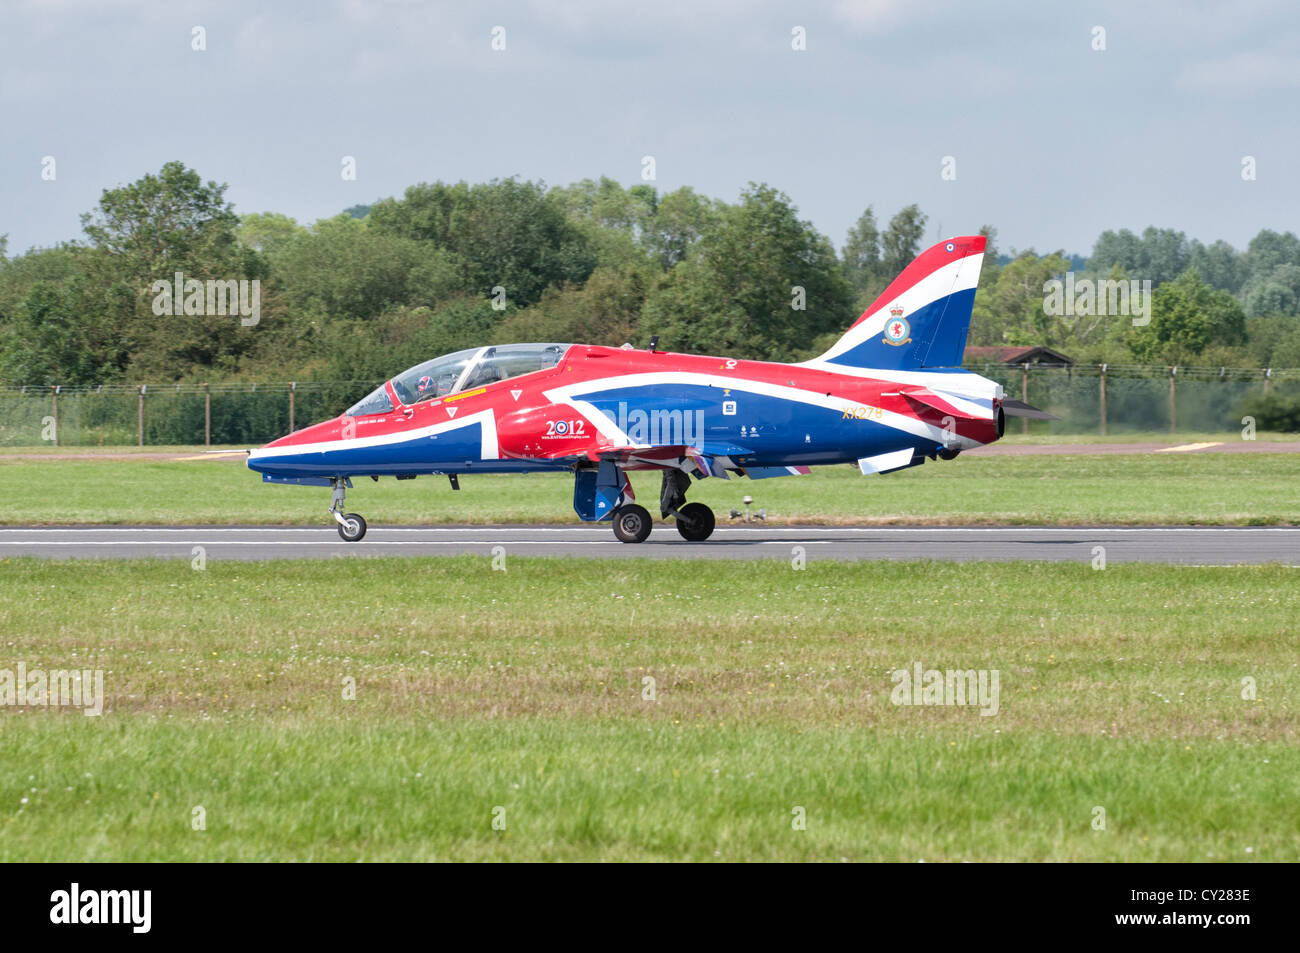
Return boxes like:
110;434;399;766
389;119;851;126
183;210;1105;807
675;502;716;541
337;513;367;542
612;504;652;543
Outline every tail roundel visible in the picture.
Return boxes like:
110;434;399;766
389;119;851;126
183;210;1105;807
812;235;986;371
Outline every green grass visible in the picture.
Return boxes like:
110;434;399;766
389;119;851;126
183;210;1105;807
1;557;1295;860
2;448;1297;525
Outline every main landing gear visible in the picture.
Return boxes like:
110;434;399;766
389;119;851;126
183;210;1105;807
660;469;716;543
330;478;367;542
604;470;716;544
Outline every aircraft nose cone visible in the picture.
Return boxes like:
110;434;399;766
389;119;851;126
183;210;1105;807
247;415;345;473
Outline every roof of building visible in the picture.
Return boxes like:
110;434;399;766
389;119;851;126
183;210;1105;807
963;345;1075;365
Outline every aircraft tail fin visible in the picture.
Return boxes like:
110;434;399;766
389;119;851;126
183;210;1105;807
812;235;987;371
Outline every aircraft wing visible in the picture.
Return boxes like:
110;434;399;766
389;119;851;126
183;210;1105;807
578;443;741;479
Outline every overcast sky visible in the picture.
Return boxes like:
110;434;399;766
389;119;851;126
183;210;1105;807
2;0;1296;258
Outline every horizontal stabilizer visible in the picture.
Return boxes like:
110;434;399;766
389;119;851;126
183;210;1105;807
858;448;917;475
1001;399;1059;420
892;387;966;417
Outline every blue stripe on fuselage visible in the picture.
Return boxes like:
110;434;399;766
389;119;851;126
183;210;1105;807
247;421;553;477
577;384;934;466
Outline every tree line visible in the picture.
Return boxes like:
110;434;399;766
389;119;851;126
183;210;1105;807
2;161;1299;390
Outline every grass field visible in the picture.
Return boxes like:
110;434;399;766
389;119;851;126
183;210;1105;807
1;556;1295;861
3;445;1298;526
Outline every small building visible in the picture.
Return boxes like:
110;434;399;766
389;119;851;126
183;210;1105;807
963;345;1074;366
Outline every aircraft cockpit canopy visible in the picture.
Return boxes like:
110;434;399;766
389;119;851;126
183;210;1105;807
345;344;571;417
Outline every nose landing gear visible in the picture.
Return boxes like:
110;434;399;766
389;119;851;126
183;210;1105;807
329;478;367;542
612;503;653;543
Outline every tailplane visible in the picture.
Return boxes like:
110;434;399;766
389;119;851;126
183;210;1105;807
811;235;986;370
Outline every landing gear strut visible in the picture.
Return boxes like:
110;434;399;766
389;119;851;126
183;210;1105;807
329;478;367;542
660;469;716;542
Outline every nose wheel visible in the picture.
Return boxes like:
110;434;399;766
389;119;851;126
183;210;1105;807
336;513;367;542
612;504;652;543
329;478;367;542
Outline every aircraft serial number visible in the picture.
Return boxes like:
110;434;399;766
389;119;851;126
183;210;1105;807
842;405;884;420
544;419;587;437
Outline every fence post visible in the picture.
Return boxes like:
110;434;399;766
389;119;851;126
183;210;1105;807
50;385;60;447
289;381;296;433
1264;368;1272;395
138;385;146;446
1168;367;1177;434
204;382;211;446
1021;363;1029;435
1098;364;1107;437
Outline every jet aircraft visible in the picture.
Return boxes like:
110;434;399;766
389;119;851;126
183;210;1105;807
247;235;1049;542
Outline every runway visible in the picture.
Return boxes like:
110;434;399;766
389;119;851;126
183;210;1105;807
0;525;1295;564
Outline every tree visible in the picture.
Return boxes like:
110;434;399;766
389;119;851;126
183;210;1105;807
548;177;658;269
880;204;928;282
369;178;596;307
1128;268;1246;363
316;296;500;384
71;162;268;380
80;161;242;280
0;280;122;385
639;183;852;360
642;187;720;269
239;212;306;253
493;266;651;347
268;214;464;322
841;206;881;306
968;249;1073;347
1188;239;1243;294
1089;226;1190;287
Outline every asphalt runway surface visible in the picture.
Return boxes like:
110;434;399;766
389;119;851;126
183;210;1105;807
0;525;1295;564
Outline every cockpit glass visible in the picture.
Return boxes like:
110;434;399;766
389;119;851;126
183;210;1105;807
345;384;394;417
390;344;570;406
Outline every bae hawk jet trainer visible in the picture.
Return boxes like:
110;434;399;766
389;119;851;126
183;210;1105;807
247;235;1049;542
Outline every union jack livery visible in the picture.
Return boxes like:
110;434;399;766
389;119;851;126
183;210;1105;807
247;235;1048;542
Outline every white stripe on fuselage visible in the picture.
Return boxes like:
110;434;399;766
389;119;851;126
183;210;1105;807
248;409;500;463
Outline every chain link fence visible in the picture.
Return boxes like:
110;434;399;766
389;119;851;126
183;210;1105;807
0;381;378;447
968;363;1298;435
0;366;1295;447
